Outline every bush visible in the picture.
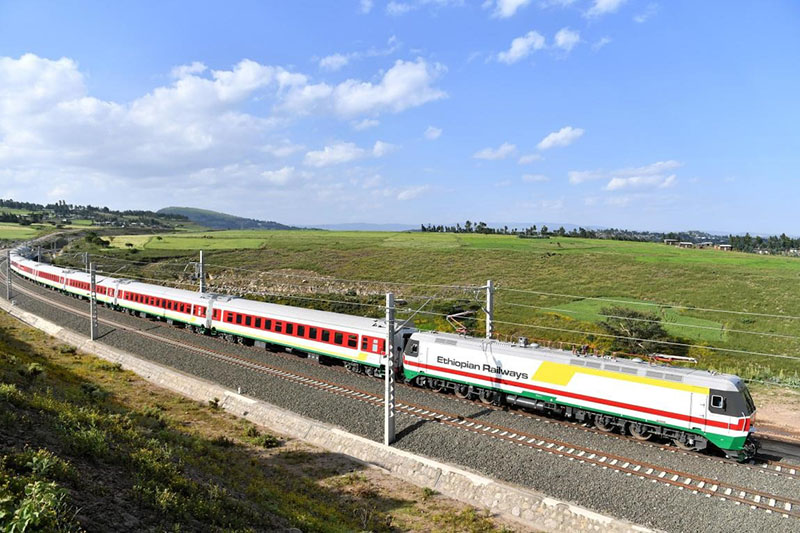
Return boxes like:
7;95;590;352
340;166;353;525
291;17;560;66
0;480;80;532
58;345;77;355
253;434;280;449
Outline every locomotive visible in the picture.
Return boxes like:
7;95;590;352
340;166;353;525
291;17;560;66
8;246;758;460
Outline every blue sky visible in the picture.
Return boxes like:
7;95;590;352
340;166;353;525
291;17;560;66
1;1;798;233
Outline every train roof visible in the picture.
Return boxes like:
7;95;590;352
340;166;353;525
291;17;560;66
412;330;744;392
217;296;393;333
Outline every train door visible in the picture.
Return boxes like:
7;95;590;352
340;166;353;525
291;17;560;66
689;392;707;432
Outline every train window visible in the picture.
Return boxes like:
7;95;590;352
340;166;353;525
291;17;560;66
275;322;283;333
372;339;380;352
334;332;343;345
213;309;220;320
297;325;305;337
347;335;358;348
321;330;330;343
285;323;293;335
264;319;272;330
245;316;251;326
710;395;725;409
254;317;261;328
362;338;369;350
235;314;242;325
309;327;318;340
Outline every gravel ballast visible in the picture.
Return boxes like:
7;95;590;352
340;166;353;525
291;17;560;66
3;274;800;533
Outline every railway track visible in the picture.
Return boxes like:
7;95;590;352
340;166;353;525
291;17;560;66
3;265;800;519
6;258;797;482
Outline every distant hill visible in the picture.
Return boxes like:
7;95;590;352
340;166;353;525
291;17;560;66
158;207;297;230
313;223;417;232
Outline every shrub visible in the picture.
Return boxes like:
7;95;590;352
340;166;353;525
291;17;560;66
80;383;109;403
58;345;77;355
17;362;45;381
253;434;281;449
0;480;80;532
208;397;220;409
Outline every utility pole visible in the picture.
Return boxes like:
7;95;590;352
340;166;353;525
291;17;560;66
485;279;494;339
384;292;396;446
84;252;89;273
199;250;205;293
37;246;41;262
89;263;98;340
5;250;11;301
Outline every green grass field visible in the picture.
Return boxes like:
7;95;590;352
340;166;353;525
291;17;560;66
70;230;800;386
0;222;41;240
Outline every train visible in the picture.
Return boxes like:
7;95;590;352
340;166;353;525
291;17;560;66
8;246;758;460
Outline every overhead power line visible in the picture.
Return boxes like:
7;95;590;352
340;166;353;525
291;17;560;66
497;287;800;321
491;319;800;362
501;301;800;342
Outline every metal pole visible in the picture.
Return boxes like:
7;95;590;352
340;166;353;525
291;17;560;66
486;279;494;339
89;263;98;340
37;246;41;263
6;250;11;301
84;252;89;273
199;250;205;293
384;292;396;446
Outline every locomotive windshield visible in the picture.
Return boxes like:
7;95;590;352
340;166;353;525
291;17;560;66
709;386;756;417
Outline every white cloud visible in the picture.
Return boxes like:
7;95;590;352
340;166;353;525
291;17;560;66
518;153;543;164
261;166;296;185
568;170;605;184
537;126;584;150
317;36;401;73
473;142;516;160
424;125;442;140
497;31;546;64
261;141;305;158
303;140;395;167
485;0;531;19
359;0;374;13
586;0;626;18
372;140;397;157
522;173;549;182
353;118;380;130
605;174;676;191
319;53;349;71
397;184;430;200
283;58;446;117
554;28;580;52
634;2;658;23
386;1;414;15
592;37;612;51
171;61;206;79
304;143;367;167
569;160;682;189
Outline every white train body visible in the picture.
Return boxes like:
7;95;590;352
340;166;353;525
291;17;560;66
402;331;756;457
9;249;412;369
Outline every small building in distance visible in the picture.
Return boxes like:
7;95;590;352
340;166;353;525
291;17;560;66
664;239;679;246
678;242;694;248
696;241;714;249
716;244;732;251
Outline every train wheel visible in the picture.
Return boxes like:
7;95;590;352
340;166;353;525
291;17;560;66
454;384;471;400
628;423;650;441
429;379;447;393
594;416;614;432
672;438;695;451
478;389;496;404
344;362;361;374
364;366;375;377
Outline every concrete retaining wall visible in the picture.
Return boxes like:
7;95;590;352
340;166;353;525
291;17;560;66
0;298;653;533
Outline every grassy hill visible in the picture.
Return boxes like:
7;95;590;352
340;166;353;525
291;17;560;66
158;207;297;231
0;312;510;532
62;230;800;386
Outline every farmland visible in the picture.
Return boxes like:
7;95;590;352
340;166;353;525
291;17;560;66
67;230;800;385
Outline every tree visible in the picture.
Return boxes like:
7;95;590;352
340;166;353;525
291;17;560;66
540;225;548;236
599;306;672;355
